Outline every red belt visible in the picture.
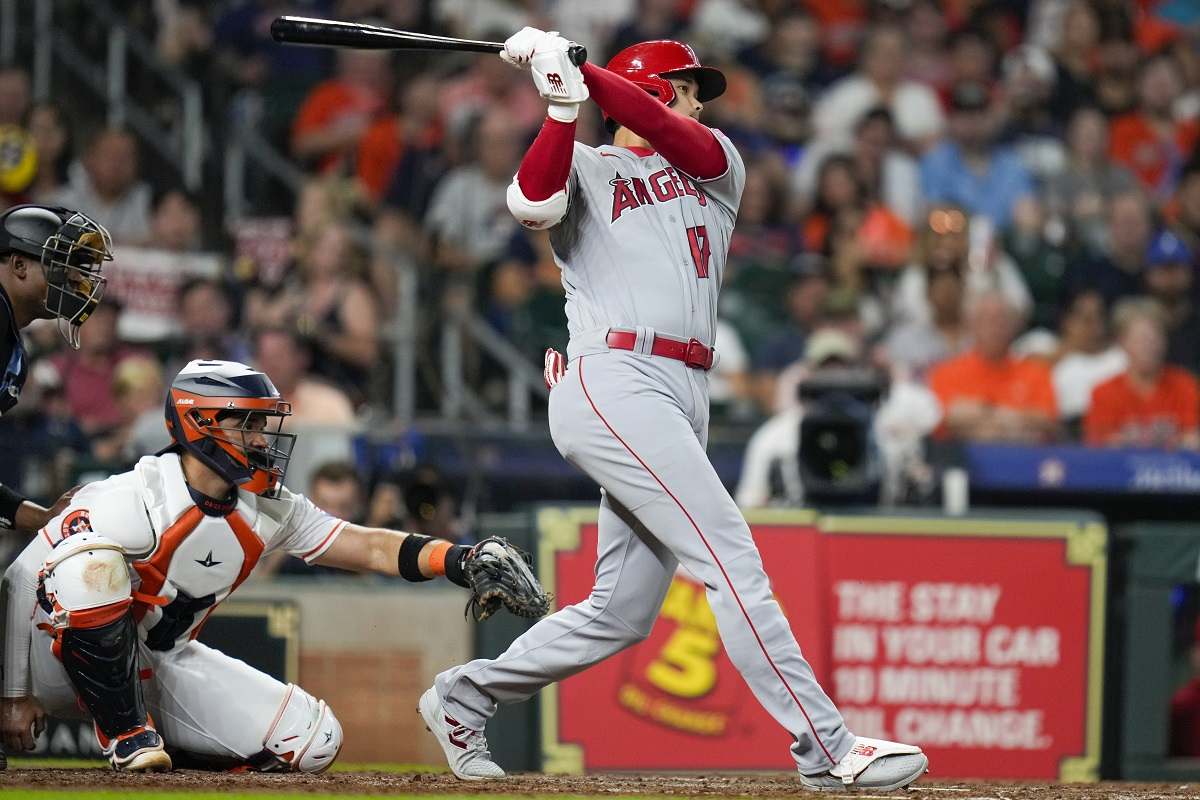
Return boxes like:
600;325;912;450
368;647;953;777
605;329;715;370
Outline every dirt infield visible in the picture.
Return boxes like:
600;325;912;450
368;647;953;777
3;770;1200;798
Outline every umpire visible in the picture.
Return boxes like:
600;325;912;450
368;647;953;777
0;204;112;767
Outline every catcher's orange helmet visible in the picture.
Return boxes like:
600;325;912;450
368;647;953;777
162;360;295;497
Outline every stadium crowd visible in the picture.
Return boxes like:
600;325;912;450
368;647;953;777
1;0;1199;517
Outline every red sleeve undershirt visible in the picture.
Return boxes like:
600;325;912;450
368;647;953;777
580;61;727;180
515;62;728;202
515;116;577;201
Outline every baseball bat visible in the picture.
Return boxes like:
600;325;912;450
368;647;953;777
270;16;588;66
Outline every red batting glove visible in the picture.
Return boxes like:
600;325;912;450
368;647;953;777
544;348;566;390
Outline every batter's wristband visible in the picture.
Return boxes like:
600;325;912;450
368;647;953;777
0;483;26;529
444;545;470;589
397;534;434;582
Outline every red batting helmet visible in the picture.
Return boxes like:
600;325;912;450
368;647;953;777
604;40;726;125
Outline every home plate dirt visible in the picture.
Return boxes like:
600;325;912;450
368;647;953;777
3;770;1200;798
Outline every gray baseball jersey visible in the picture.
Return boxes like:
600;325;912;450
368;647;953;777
550;132;744;353
435;129;856;776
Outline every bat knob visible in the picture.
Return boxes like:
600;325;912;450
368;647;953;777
568;44;587;67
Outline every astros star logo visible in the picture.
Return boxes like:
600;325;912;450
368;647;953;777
195;550;222;568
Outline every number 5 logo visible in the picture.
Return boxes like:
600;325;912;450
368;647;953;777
687;225;710;279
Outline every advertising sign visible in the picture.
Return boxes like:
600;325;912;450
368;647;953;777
538;509;1105;781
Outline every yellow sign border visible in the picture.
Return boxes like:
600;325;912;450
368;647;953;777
537;508;1106;782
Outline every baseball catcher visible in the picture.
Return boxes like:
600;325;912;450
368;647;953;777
0;359;548;771
418;30;928;791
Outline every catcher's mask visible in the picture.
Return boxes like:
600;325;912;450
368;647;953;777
0;204;111;349
162;360;296;498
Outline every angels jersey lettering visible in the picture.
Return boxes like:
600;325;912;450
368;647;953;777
550;131;745;350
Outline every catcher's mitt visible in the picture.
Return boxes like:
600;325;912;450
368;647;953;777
463;536;552;622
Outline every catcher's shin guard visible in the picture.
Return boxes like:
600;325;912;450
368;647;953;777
245;684;342;773
59;615;147;741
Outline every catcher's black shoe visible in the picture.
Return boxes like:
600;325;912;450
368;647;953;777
101;724;172;772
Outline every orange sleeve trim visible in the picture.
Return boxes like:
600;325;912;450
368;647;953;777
301;520;348;563
427;541;453;577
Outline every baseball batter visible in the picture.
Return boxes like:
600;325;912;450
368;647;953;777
0;360;547;772
419;30;928;790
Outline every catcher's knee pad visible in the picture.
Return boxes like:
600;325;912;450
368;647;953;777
39;534;147;740
40;533;132;626
256;684;342;773
506;177;567;230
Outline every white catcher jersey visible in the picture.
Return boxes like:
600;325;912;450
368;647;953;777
36;453;345;651
550;131;746;353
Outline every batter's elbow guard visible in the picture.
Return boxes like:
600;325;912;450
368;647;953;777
507;177;568;230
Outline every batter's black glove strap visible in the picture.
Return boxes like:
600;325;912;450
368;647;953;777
462;536;552;622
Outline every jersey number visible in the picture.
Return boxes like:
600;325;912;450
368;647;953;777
687;225;710;279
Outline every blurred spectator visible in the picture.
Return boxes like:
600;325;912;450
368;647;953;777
27;103;73;202
928;290;1058;443
253;327;355;426
945;27;998;92
113;356;170;460
251;223;380;400
291;49;392;174
150;189;203;252
1003;197;1077;332
1085;298;1200;449
46;127;152;244
1094;36;1141;118
1176;160;1200;252
0;67;30;127
424;111;522;273
920;81;1036;230
172;278;251;366
883;258;968;378
1064;189;1154;309
813;25;945;151
1142;230;1200;375
999;45;1065;182
154;0;214;70
802;153;863;253
308;461;364;522
213;0;333;90
1051;290;1126;423
434;0;529;40
47;302;146;435
1109;54;1199;200
438;42;544;134
1043;106;1137;254
605;0;687;61
1049;0;1101;124
357;74;444;203
691;0;770;61
401;464;467;543
751;257;829;378
794;107;922;227
482;229;568;359
736;10;826;91
903;0;950;92
892;205;1032;328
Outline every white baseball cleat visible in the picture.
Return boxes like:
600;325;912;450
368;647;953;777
417;687;505;780
798;737;928;791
